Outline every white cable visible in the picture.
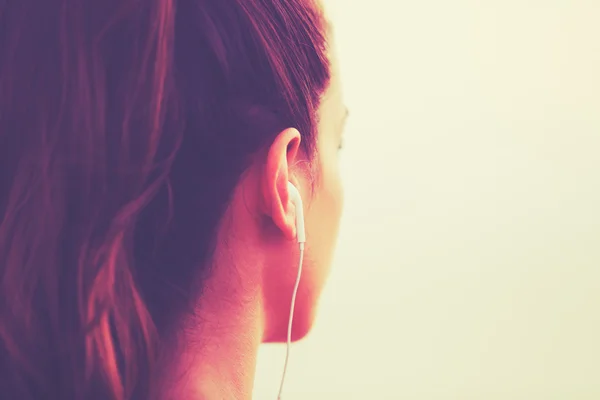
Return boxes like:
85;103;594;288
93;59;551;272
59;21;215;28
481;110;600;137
276;242;305;400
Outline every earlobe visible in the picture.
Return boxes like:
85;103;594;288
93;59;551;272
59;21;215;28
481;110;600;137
261;128;302;241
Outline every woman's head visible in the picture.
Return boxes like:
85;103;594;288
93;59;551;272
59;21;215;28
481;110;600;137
0;0;345;399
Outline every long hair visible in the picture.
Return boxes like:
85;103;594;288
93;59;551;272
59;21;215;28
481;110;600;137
0;0;330;398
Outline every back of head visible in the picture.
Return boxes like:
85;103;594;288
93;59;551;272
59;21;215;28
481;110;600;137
0;0;330;398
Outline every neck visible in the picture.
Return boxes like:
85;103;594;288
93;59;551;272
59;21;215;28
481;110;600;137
155;202;272;400
156;278;265;399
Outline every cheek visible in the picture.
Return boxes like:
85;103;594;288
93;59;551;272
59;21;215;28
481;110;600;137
325;169;344;238
325;148;345;232
306;159;344;271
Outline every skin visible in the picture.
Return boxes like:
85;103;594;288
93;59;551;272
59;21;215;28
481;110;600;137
157;28;347;400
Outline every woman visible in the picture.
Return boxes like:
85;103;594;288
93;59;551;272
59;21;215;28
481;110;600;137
0;0;347;399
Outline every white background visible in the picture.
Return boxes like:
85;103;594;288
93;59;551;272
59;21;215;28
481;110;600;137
254;1;600;399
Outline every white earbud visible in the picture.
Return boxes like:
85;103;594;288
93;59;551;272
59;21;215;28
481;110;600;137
287;182;305;244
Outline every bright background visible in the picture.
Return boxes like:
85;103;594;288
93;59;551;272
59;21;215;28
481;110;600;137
254;1;600;399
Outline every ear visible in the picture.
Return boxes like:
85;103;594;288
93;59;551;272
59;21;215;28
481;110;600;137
261;128;302;241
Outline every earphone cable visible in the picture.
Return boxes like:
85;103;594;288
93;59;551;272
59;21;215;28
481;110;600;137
277;242;305;400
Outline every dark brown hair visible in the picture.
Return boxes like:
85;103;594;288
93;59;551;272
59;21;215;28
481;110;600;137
0;0;330;398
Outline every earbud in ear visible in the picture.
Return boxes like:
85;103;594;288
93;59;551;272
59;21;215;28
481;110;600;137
287;182;305;244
